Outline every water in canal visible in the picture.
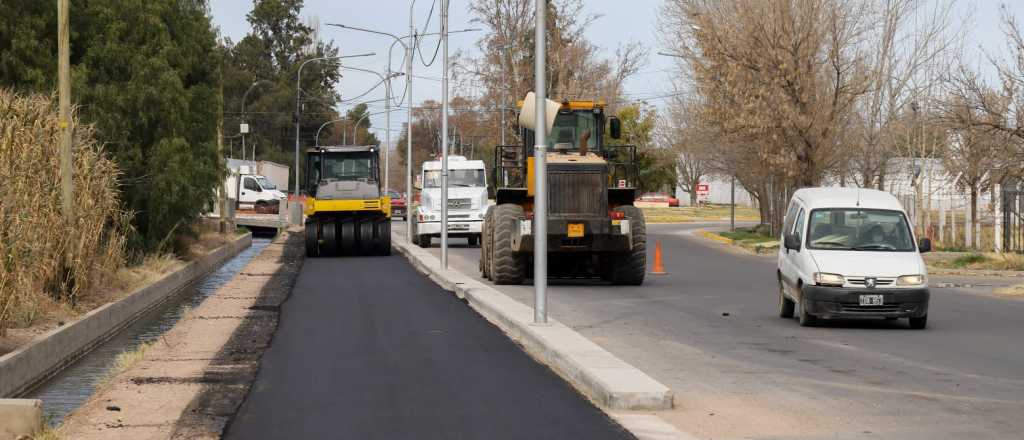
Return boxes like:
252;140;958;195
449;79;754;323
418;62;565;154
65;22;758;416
27;238;273;426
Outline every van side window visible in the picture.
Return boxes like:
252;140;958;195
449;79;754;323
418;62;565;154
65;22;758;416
244;177;259;191
782;202;799;235
793;208;806;240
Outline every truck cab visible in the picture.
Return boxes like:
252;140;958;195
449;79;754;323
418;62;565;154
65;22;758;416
412;156;489;248
226;166;287;213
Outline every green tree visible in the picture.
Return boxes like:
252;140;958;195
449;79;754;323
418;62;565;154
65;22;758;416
609;105;676;193
0;0;225;253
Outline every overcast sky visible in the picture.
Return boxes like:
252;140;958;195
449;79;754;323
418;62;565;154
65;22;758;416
209;0;1024;146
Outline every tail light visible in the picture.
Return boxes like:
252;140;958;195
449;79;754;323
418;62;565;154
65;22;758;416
610;210;625;220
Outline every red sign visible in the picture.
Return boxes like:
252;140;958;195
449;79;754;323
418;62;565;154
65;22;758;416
696;184;710;195
618;179;627;188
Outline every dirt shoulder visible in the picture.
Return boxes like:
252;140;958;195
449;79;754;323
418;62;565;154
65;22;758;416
56;231;302;439
642;205;760;224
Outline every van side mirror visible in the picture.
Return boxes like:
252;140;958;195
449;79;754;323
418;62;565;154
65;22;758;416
609;116;622;139
918;237;932;253
784;234;801;251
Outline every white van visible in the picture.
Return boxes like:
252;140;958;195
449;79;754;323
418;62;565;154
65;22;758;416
411;156;489;248
777;188;932;329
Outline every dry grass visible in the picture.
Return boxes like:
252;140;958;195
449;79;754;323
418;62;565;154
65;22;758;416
642;205;761;223
0;90;127;333
98;341;156;387
927;252;1024;271
995;284;1024;297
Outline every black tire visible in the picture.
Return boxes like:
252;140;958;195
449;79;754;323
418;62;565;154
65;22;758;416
357;219;375;256
778;278;795;318
321;219;339;257
490;204;526;285
481;208;494;279
467;234;479;247
798;295;818;327
610;205;646;285
339;219;356;256
410;216;420;246
417;234;431;248
304;219;320;258
909;315;928;329
255;201;267;213
374;217;392;256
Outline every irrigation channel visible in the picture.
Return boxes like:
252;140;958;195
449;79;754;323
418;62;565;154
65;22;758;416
26;237;273;426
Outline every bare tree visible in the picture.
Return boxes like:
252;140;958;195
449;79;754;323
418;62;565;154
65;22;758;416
659;96;711;205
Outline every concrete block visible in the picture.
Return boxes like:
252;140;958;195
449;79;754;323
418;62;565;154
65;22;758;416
0;399;42;440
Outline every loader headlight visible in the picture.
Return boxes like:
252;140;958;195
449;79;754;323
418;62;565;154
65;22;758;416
896;274;926;286
814;272;845;287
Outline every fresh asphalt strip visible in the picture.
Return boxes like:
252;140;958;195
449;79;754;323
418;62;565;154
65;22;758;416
225;255;634;440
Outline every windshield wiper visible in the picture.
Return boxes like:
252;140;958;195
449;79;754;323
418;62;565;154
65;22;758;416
811;241;851;249
450;183;476;187
852;244;894;251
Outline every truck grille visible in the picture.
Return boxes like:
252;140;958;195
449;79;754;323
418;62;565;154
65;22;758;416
548;171;606;216
448;198;472;209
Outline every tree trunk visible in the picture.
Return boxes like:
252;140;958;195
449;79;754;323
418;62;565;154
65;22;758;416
970;185;979;250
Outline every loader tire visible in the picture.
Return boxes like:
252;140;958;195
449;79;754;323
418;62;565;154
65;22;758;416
339;219;356;256
305;219;320;258
490;204;526;285
480;207;494;279
358;219;375;256
374;217;391;256
610;205;646;285
321;219;339;257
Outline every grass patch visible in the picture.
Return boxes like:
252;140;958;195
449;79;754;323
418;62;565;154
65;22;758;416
928;252;1024;271
98;341;156;387
642;205;761;223
704;225;778;254
952;254;989;267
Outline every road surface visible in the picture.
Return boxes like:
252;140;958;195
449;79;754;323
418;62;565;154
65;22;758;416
402;221;1024;440
226;254;633;439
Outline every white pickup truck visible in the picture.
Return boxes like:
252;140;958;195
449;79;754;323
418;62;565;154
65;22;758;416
412;156;489;248
226;166;287;213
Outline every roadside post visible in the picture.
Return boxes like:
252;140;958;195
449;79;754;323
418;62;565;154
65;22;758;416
533;0;548;324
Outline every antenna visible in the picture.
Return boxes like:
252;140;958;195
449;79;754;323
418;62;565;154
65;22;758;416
856;187;861;207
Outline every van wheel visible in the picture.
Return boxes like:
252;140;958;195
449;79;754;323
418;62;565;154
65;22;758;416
798;296;817;327
909;315;928;329
778;279;795;318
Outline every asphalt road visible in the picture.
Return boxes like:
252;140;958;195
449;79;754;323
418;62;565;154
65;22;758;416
403;221;1024;440
226;254;633;440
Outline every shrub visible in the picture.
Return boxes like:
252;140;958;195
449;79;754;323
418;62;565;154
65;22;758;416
0;90;126;331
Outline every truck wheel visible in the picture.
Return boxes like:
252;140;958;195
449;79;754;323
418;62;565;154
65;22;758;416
610;205;646;285
305;219;320;258
410;216;420;246
490;204;526;285
374;218;391;256
481;208;494;278
778;278;795;318
417;235;431;248
255;201;267;213
357;219;375;255
321;219;339;257
339;219;356;256
467;235;479;247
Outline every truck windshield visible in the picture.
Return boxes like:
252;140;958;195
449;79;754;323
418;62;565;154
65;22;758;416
256;177;276;190
322;153;374;181
806;208;915;252
547;112;596;151
423;169;485;188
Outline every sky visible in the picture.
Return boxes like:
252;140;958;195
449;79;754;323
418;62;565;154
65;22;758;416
209;0;1024;147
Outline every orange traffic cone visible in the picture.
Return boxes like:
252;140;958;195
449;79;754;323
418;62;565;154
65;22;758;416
651;240;667;275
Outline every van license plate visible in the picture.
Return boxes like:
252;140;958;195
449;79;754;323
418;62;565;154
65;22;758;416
567;223;584;238
859;295;884;306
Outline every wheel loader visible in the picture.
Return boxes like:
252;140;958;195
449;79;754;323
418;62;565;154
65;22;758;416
480;94;646;285
303;145;391;257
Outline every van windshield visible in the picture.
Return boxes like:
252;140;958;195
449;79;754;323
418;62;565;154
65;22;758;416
806;208;915;251
423;169;485;188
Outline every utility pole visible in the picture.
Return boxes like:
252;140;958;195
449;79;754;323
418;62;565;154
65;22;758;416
440;0;451;268
533;0;548;324
58;0;73;225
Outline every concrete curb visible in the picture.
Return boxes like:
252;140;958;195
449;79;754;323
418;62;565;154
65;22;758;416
0;233;252;398
0;399;41;439
393;239;674;411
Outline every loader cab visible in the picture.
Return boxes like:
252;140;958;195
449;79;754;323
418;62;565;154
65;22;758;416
305;145;381;198
518;101;621;156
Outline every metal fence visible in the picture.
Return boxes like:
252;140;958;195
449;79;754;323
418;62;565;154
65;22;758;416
1004;180;1024;253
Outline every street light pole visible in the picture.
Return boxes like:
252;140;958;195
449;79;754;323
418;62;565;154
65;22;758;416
441;0;450;269
533;0;548;324
294;53;374;203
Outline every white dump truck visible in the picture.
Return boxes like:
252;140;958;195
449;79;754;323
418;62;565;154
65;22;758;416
412;156;489;248
226;165;288;213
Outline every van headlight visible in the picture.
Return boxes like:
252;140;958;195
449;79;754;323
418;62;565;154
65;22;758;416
814;272;845;287
896;274;926;286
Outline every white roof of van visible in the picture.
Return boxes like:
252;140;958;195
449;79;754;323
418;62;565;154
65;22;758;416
792;187;905;211
422;158;486;170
